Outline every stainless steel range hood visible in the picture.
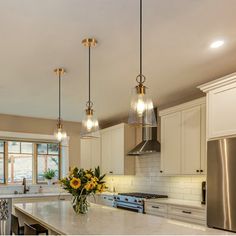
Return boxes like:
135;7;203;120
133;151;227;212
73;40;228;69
128;108;160;156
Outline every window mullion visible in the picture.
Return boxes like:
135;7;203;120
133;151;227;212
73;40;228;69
4;141;8;184
33;143;37;184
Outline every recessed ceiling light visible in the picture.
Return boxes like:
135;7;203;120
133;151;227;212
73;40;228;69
210;40;224;49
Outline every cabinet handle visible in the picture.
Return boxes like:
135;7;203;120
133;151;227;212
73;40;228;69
196;170;199;173
109;171;113;174
160;170;163;173
152;206;160;209
200;170;203;173
182;210;192;214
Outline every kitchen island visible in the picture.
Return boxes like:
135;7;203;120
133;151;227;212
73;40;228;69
14;201;232;235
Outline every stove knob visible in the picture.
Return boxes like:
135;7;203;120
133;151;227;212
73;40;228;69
117;197;120;200
125;198;128;201
134;199;137;203
138;200;142;203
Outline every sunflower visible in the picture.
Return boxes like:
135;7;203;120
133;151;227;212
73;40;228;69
70;177;81;189
85;173;92;179
91;177;98;183
85;181;96;191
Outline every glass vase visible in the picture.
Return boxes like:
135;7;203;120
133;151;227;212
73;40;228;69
72;195;89;214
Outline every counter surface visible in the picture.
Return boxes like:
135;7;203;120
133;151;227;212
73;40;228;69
14;201;231;235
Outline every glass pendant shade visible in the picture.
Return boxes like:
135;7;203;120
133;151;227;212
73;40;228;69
128;86;157;127
81;109;99;138
80;38;99;139
128;0;157;127
53;68;67;142
54;123;67;142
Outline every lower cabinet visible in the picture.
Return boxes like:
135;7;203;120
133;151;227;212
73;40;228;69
145;201;206;225
144;202;168;218
88;194;114;207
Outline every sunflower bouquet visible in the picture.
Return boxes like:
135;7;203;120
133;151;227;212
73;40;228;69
60;166;106;214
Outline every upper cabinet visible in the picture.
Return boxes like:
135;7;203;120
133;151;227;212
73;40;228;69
199;72;236;140
160;112;181;175
80;137;101;170
159;98;206;175
101;123;136;175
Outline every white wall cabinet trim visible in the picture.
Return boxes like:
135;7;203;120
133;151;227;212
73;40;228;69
159;97;206;116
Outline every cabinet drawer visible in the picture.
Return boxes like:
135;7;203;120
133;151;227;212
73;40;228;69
168;205;205;221
145;202;167;217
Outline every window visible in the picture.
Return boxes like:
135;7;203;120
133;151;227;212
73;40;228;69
0;141;4;184
0;140;60;185
37;143;60;183
8;142;33;184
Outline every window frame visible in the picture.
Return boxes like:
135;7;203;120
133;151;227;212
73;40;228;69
0;141;6;184
0;139;61;185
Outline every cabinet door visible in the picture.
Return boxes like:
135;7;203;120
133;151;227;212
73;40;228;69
208;83;236;138
101;131;112;174
91;138;101;169
182;106;201;174
80;139;92;169
161;112;181;175
111;127;124;175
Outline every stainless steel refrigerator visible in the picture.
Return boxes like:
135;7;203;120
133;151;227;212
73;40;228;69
207;137;236;232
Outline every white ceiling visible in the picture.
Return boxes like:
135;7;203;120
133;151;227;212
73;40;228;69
0;0;236;123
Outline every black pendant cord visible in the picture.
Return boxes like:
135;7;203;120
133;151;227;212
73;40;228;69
140;0;142;78
59;71;61;123
88;46;91;107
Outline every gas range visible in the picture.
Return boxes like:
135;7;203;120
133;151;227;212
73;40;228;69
114;192;168;213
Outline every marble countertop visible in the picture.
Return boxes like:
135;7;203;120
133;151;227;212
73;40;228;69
0;192;70;199
14;201;230;235
145;198;206;209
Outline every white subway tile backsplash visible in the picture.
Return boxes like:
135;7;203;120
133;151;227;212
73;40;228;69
106;153;206;202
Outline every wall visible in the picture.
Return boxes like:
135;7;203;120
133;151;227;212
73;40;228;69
0;114;81;168
106;154;206;201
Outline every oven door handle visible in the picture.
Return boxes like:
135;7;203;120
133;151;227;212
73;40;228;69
115;202;143;213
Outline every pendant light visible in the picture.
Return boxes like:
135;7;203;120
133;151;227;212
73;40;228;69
54;68;67;141
80;38;99;138
128;0;157;127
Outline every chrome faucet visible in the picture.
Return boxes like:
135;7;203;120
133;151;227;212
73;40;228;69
22;178;29;194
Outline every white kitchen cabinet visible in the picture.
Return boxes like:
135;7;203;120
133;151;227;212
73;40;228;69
80;138;101;170
182;106;201;174
144;202;168;218
145;201;206;226
199;72;236;139
160;112;181;175
159;98;206;175
168;204;206;225
101;123;135;175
